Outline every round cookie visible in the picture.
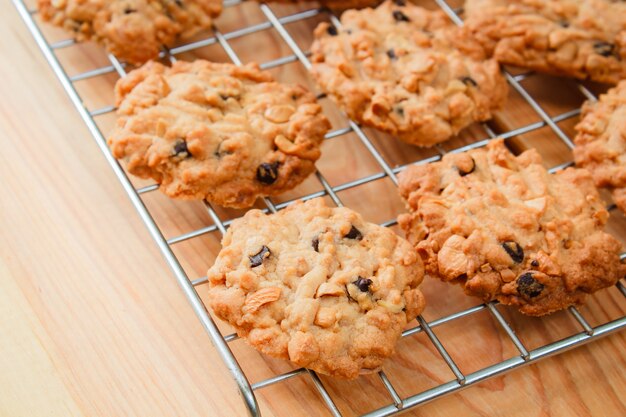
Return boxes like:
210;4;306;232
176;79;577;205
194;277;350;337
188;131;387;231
207;198;426;378
464;0;626;84
398;139;625;316
38;0;222;65
574;81;626;212
310;0;508;147
108;60;330;208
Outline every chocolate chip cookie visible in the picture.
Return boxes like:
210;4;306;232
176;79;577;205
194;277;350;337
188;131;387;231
38;0;222;65
108;60;330;208
398;139;624;316
207;198;426;378
464;0;626;84
574;81;626;212
310;0;508;147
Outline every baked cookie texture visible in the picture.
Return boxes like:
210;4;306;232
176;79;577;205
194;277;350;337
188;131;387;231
464;0;626;84
310;0;508;147
207;198;426;378
38;0;222;65
574;81;626;212
398;139;624;316
108;60;330;208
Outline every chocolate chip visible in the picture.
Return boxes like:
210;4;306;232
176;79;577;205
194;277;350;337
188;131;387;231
312;237;320;252
354;276;373;292
256;162;279;184
124;7;137;14
392;10;411;22
517;272;544;298
460;76;478;87
395;106;404;116
249;246;271;268
344;225;363;240
386;49;397;60
327;25;338;36
172;139;190;158
502;241;524;263
531;260;539;267
594;41;616;57
393;0;406;5
558;20;570;28
457;157;476;176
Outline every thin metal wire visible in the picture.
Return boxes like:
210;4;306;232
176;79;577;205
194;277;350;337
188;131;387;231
417;316;466;385
378;371;403;409
14;0;626;417
569;306;594;336
486;302;530;360
308;370;343;417
251;368;307;390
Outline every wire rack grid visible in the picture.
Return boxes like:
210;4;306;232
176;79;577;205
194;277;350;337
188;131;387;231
13;0;626;416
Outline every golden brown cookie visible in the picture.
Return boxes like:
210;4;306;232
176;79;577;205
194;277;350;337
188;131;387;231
574;81;626;212
108;60;330;208
38;0;222;65
207;198;426;378
310;0;508;147
398;139;624;316
464;0;626;84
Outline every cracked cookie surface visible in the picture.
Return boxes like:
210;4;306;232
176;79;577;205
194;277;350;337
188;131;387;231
574;81;626;212
108;60;330;208
398;139;624;316
464;0;626;84
207;198;426;378
38;0;222;65
310;0;508;147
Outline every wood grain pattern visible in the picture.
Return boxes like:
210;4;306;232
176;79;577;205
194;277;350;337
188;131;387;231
1;1;625;416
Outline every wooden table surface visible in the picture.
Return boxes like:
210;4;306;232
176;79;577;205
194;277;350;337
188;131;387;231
2;1;625;416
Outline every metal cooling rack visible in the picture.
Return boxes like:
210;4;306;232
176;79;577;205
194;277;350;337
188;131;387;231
13;0;626;415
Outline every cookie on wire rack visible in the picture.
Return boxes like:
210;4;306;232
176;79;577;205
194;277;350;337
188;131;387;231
574;81;626;212
108;60;330;208
310;0;508;147
464;0;626;84
398;139;625;316
37;0;222;65
207;198;426;379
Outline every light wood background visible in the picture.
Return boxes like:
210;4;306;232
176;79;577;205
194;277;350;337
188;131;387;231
1;1;625;416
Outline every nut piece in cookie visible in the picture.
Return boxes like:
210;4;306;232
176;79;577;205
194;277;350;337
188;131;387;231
38;0;223;65
398;139;625;316
574;80;626;212
108;60;330;208
310;0;508;147
207;198;426;378
464;0;626;84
